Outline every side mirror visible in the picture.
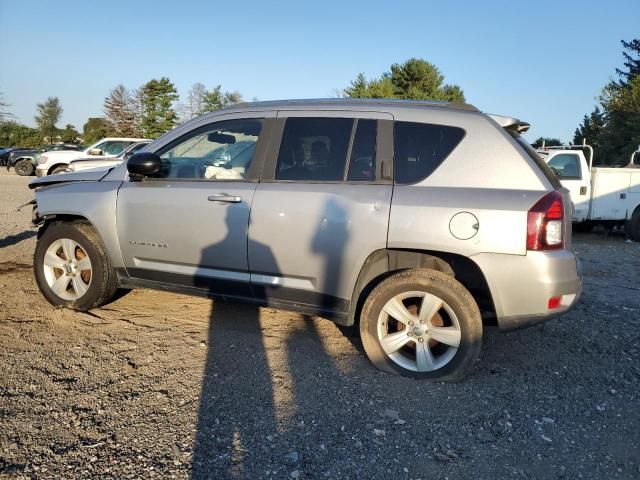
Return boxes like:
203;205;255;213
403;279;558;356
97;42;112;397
127;152;161;178
88;148;103;155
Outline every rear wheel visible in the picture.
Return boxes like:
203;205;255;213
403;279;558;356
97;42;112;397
627;208;640;241
34;222;118;310
359;269;482;382
15;159;34;176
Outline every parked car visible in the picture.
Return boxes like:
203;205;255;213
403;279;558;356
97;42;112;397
67;141;151;173
0;147;32;166
6;144;84;176
28;99;582;381
35;138;149;176
538;142;640;239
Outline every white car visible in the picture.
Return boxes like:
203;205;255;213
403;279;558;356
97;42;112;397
67;141;151;173
36;137;149;176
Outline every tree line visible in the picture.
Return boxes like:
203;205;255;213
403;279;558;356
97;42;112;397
573;39;640;165
2;48;637;157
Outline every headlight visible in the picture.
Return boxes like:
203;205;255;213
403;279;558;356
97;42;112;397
39;155;47;164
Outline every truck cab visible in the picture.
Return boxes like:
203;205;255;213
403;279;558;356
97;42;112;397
538;148;591;222
539;143;640;240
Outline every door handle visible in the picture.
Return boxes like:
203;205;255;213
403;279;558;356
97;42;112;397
208;194;242;203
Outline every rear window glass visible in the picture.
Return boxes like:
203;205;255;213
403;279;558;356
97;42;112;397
394;122;465;184
547;153;581;180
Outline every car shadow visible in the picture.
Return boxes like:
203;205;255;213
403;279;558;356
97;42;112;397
190;198;348;478
0;230;37;249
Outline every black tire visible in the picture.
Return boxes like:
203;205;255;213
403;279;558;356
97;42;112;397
359;269;482;382
627;208;640;241
34;221;118;311
50;165;68;175
15;159;34;176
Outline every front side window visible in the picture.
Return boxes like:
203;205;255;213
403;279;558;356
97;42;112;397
547;153;581;179
154;119;262;180
394;122;465;184
275;118;353;181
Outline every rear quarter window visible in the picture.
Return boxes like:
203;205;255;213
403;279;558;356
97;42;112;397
394;122;465;184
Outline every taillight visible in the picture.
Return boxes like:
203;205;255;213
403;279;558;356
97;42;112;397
527;190;564;251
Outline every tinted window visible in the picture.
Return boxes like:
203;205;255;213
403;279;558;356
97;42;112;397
394;122;465;184
155;119;262;180
547;153;581;179
276;118;353;181
347;120;377;181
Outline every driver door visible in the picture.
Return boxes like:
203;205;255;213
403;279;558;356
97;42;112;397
116;114;275;299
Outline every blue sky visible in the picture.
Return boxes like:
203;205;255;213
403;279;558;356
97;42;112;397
1;0;638;142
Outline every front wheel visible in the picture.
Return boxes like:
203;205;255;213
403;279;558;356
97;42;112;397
359;269;482;382
15;159;35;176
34;222;118;310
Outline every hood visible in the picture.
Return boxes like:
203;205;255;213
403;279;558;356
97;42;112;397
28;168;111;190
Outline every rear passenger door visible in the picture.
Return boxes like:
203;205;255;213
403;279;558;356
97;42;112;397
248;111;394;317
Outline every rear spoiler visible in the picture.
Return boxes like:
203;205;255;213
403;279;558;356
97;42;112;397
488;114;530;134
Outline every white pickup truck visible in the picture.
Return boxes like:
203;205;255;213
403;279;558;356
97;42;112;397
538;143;640;239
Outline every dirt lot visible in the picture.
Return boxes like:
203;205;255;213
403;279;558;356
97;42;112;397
0;169;639;479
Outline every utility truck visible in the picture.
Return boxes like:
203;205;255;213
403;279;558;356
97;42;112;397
537;142;640;239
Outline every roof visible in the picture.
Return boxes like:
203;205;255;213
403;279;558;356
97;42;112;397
229;98;480;112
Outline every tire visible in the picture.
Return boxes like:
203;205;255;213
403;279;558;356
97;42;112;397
359;269;482;382
15;159;34;176
34;222;118;311
627;208;640;241
50;165;69;175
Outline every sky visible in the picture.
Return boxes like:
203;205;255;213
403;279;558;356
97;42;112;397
1;0;638;142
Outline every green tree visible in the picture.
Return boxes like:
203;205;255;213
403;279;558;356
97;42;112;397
35;97;63;142
104;85;135;136
60;124;80;143
140;77;179;138
344;58;465;102
616;38;640;87
201;85;243;113
532;137;563;148
83;117;110;145
0;121;41;147
573;38;640;166
573;107;605;147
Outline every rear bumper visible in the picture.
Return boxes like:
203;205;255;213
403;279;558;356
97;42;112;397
471;250;582;331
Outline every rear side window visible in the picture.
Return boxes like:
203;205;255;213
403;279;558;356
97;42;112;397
547;153;581;180
394;122;465;184
275;118;353;181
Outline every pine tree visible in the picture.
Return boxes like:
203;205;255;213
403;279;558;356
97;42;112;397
104;85;135;136
140;78;179;138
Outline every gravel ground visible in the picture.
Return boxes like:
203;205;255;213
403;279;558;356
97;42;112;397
0;169;639;479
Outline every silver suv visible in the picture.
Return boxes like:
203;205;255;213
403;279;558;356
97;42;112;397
29;99;582;381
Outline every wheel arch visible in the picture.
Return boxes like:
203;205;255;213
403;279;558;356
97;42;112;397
346;248;495;327
47;163;69;175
